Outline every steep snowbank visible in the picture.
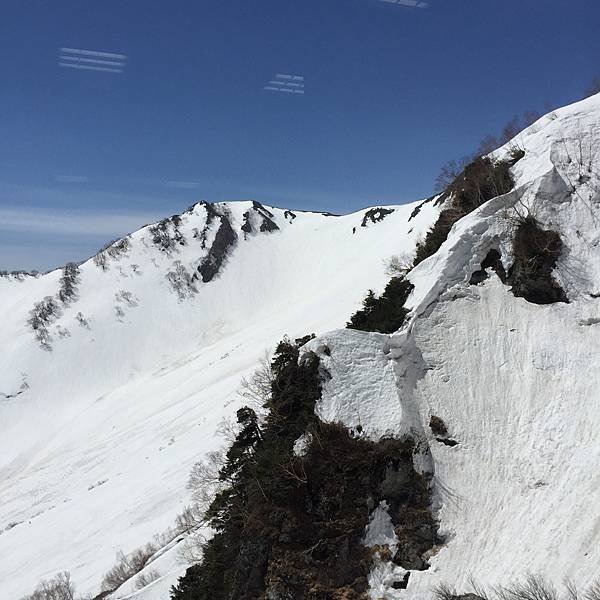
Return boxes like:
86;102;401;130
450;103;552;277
306;93;600;598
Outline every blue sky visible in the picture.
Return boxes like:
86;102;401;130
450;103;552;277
1;0;599;270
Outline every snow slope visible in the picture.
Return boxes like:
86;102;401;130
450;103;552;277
307;93;600;598
0;199;439;598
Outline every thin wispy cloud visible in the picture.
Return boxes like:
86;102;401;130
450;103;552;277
60;48;126;60
264;73;305;95
0;206;160;237
58;47;127;74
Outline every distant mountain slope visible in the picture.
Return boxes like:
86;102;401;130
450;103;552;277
0;198;439;598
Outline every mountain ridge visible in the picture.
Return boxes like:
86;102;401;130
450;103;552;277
0;196;440;598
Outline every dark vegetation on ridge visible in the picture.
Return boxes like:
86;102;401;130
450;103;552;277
508;216;567;303
471;215;568;304
171;336;439;600
414;150;524;268
347;278;414;334
347;151;523;335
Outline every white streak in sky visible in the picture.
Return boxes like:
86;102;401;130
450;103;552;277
378;0;428;7
59;63;124;74
58;47;127;74
0;206;160;237
60;56;125;67
264;73;305;95
54;175;89;183
60;47;127;60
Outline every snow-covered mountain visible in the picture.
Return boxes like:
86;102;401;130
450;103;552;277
0;199;439;598
3;92;600;600
309;93;600;597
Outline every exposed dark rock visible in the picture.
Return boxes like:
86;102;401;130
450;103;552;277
260;217;279;233
192;202;219;249
91;591;113;600
471;249;507;286
284;210;297;222
241;202;280;237
196;212;238;283
408;195;436;222
507;217;568;304
361;207;395;227
429;416;448;437
434;190;451;206
241;211;253;236
252;200;274;218
392;572;411;589
409;204;423;221
471;221;568;305
469;269;488;285
436;438;458;447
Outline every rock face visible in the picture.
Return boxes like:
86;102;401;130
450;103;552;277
241;201;280;238
361;207;395;227
197;207;238;283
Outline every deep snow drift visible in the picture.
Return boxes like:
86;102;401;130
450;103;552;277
0;199;439;598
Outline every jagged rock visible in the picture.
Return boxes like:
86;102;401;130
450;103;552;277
197;211;238;282
361;207;395;227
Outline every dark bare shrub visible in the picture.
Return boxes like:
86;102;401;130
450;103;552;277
135;569;161;590
58;263;80;306
508;215;567;304
28;296;63;350
435;156;471;192
429;415;448;436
